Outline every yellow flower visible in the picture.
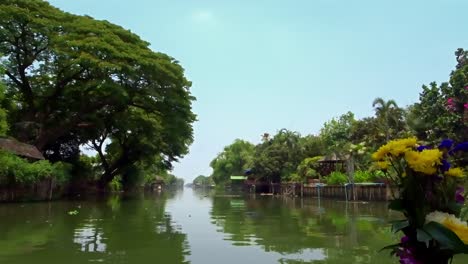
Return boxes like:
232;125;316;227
372;145;389;161
405;149;443;175
426;211;468;244
376;161;390;170
445;167;465;178
372;137;417;161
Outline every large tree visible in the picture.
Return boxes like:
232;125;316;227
252;129;305;182
320;111;356;152
210;139;255;184
0;0;196;188
0;78;7;136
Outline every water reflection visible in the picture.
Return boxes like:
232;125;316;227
2;189;467;264
0;192;190;264
74;221;106;253
210;194;397;263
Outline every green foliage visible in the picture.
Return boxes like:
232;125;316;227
0;0;196;190
252;129;309;182
0;151;71;185
299;135;325;158
71;155;101;181
320;112;356;151
210;139;255;184
372;97;405;141
353;170;377;183
350;117;382;148
326;171;348;185
109;176;123;192
296;156;322;180
408;49;468;144
163;174;184;186
193;175;213;186
0;78;7;136
288;173;302;182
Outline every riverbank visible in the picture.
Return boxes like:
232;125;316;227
242;183;396;201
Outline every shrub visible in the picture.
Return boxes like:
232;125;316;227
289;173;302;182
353;170;376;183
326;171;348;185
109;176;123;192
0;151;71;186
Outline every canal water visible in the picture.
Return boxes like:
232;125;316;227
0;188;467;264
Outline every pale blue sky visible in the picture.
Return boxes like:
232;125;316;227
49;0;468;181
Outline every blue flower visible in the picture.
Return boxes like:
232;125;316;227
440;160;451;172
439;139;454;149
417;145;430;152
449;142;468;155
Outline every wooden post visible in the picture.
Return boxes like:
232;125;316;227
48;178;54;201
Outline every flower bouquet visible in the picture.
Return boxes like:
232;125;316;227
373;138;468;263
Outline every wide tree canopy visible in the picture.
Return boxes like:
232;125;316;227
0;0;196;188
252;129;307;182
210;139;255;185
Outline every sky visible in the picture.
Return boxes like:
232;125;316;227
48;0;468;182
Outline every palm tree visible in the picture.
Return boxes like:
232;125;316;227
372;97;401;141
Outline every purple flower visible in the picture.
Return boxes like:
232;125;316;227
439;139;454;150
456;186;465;204
397;246;421;264
401;235;410;243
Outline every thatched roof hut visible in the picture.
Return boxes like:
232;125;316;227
318;153;349;163
154;176;165;184
0;138;44;160
318;153;348;176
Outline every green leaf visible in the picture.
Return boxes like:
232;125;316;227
423;221;468;253
379;243;401;253
391;219;409;233
447;202;462;215
416;228;431;247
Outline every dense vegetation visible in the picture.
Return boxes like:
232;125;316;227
192;175;214;187
209;49;468;186
0;0;193;194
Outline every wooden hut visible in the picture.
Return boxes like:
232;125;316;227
150;176;165;191
317;153;348;176
0;138;44;160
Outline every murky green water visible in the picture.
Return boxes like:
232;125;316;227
0;188;467;263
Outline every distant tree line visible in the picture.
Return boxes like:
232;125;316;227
209;49;468;185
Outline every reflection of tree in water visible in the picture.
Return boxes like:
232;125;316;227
192;188;216;200
210;196;396;263
73;221;107;252
0;193;190;264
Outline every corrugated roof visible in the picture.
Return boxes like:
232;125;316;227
230;176;247;180
0;138;45;160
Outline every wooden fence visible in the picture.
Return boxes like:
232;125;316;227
0;178;60;202
246;183;396;201
300;184;395;201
